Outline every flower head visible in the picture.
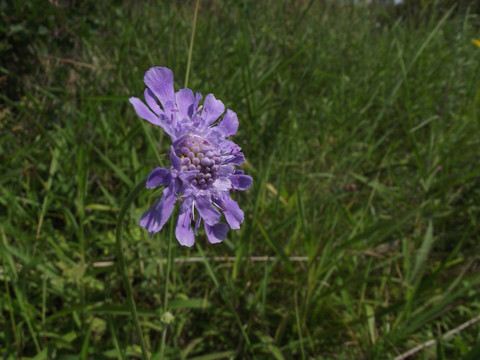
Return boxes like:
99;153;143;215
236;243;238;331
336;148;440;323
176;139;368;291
129;67;252;246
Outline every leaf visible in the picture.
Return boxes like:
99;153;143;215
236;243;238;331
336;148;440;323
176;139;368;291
410;220;434;284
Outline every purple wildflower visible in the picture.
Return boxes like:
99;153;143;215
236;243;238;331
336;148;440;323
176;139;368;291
129;67;252;247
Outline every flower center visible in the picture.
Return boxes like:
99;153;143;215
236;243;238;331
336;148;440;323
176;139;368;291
174;135;221;190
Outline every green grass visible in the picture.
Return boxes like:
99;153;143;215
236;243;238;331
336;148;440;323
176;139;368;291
1;0;480;359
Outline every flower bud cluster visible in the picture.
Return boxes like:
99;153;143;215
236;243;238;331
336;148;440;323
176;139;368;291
175;135;221;190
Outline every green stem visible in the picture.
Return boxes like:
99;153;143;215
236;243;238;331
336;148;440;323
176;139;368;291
159;324;168;360
159;214;175;360
115;178;149;360
184;0;200;88
196;242;251;348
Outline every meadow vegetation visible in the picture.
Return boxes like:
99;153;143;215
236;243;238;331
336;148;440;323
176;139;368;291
1;0;480;358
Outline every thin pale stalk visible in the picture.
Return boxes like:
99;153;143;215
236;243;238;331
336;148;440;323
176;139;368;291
115;179;149;360
184;0;200;88
159;217;175;360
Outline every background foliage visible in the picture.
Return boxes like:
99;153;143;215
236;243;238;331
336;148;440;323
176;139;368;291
1;0;480;358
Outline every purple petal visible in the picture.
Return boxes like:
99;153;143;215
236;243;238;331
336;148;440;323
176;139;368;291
223;152;245;166
233;152;245;165
175;88;195;119
175;197;195;247
218;164;234;177
218;109;239;137
229;174;252;191
140;185;177;234
162;101;182;140
163;100;179;124
173;119;189;138
129;97;161;125
195;196;220;226
194;215;201;235
170;146;182;170
178;170;198;183
180;182;197;197
204;128;224;145
212;177;231;191
146;168;171;189
218;140;245;165
193;93;202;112
144;67;175;109
130;97;174;136
219;194;244;230
202;94;225;125
144;88;163;116
205;223;228;244
189;113;202;129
